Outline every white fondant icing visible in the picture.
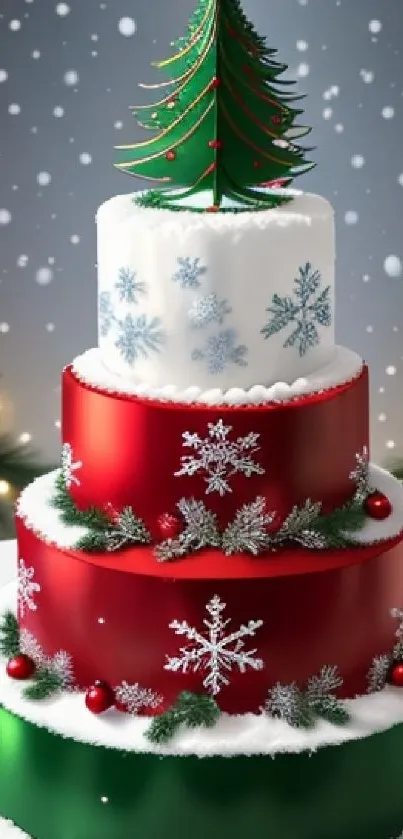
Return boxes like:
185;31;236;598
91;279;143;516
2;580;403;757
14;465;403;556
0;819;31;839
96;192;336;391
71;345;363;406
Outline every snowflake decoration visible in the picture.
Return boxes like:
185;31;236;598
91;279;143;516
20;628;45;667
48;650;75;689
192;328;248;374
115;680;162;714
115;267;147;304
172;256;207;289
188;293;232;328
349;446;372;502
174;418;265;496
61;442;82;489
18;559;41;619
264;682;302;726
99;291;116;337
165;594;264;695
115;313;165;365
261;262;332;357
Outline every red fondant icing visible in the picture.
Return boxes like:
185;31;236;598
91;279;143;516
62;366;369;532
16;516;403;714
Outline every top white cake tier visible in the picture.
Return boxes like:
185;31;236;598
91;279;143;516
96;191;336;391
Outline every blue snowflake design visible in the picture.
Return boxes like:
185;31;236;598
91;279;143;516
99;291;116;338
192;329;248;374
172;257;207;289
188;293;232;329
115;267;147;304
115;314;166;365
261;263;332;357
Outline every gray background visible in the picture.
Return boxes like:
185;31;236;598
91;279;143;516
0;0;402;466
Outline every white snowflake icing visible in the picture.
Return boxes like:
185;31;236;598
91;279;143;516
191;328;248;373
115;267;146;304
165;594;264;695
115;314;165;365
172;257;207;289
99;291;115;336
261;263;332;357
174;419;265;496
61;442;82;489
188;293;232;328
18;559;41;619
114;681;162;714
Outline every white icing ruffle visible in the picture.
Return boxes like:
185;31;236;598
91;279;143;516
14;464;403;557
2;579;403;757
71;345;364;406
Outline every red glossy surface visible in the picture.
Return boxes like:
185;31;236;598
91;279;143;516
62;366;369;533
16;515;403;714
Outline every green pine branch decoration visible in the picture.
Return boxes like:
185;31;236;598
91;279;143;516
23;667;63;700
0;610;20;658
265;665;349;729
147;691;220;744
116;0;314;211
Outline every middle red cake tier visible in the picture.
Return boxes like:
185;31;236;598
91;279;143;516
62;365;369;534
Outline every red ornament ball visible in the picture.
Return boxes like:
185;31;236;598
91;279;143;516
6;654;35;680
209;77;221;90
364;491;392;520
85;680;115;715
208;139;223;150
157;513;181;541
165;150;176;161
206;205;220;213
390;662;403;687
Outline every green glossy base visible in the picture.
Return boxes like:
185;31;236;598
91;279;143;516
1;706;403;839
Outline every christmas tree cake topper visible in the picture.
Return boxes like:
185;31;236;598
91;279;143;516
115;0;315;212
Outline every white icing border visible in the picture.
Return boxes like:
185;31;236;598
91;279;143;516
15;466;403;552
0;819;31;839
71;346;363;406
2;580;403;758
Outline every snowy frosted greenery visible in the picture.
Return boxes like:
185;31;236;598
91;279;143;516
265;665;349;728
0;611;20;658
147;691;220;744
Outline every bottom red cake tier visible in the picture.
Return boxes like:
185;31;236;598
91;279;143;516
15;502;403;714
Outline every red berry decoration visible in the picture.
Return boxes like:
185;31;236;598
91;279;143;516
209;76;221;90
208;140;223;150
206;205;220;213
389;662;403;687
85;680;115;715
157;513;181;541
6;654;35;680
364;491;393;521
165;150;176;161
253;160;262;169
271;114;282;125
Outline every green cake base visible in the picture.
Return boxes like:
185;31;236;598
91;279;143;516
1;702;403;839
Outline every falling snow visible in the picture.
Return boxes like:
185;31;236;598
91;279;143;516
0;210;12;225
360;69;375;83
118;17;137;37
384;256;402;277
8;104;21;115
382;106;395;119
36;267;54;285
0;70;8;83
369;19;382;34
53;106;64;117
351;155;365;168
64;69;79;86
56;3;71;16
79;152;92;165
9;20;22;32
345;210;359;225
37;171;52;186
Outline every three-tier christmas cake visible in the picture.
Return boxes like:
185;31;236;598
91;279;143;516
1;2;403;838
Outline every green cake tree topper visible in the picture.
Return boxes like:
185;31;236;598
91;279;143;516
115;0;315;211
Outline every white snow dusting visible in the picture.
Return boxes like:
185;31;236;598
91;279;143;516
36;267;54;286
384;256;402;278
118;17;136;37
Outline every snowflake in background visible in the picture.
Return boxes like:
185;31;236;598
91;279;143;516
175;418;265;496
115;267;146;304
261;263;332;357
115;680;162;714
188;293;232;328
172;257;207;289
165;594;264;695
61;442;82;488
18;559;41;619
99;291;115;337
115;314;165;365
192;328;248;374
